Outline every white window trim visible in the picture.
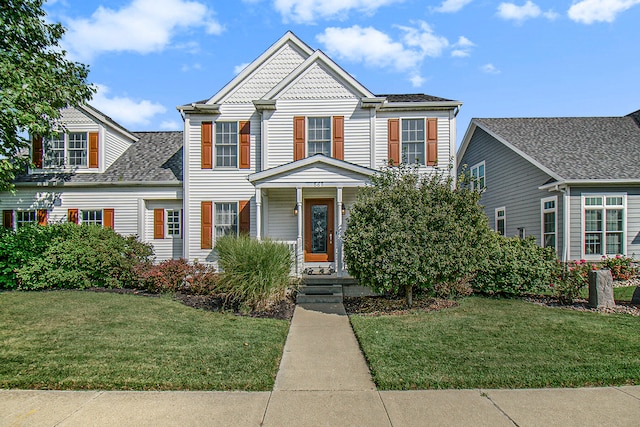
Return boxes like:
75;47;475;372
214;121;239;169
541;195;558;250
42;132;90;170
470;161;486;191
307;116;333;158
166;209;182;238
214;201;239;239
495;207;506;236
15;210;37;228
81;209;103;226
580;193;627;259
400;117;426;166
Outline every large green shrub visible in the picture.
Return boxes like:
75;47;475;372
215;235;292;309
343;164;492;307
0;223;76;289
473;234;557;297
16;225;153;290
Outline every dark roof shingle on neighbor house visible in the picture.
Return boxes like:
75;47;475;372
16;131;183;185
473;113;640;181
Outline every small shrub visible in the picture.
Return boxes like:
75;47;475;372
17;225;153;290
215;235;292;310
601;255;635;280
473;234;557;297
551;260;594;304
135;258;219;295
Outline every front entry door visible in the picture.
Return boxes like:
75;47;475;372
304;199;335;262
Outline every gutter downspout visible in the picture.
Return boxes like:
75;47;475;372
560;185;570;263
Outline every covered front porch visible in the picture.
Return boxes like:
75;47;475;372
248;155;375;276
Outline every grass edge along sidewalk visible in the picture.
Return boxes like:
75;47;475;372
350;296;640;390
0;291;289;391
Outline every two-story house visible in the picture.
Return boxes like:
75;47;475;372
1;32;461;275
177;31;461;274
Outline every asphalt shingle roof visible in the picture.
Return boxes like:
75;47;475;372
377;93;455;103
474;114;640;181
16;131;183;185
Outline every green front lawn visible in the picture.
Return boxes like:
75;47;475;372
0;291;289;391
350;297;640;390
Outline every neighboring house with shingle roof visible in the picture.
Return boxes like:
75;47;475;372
1;32;462;270
457;112;640;262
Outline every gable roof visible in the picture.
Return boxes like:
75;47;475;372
16;131;183;186
79;104;140;142
458;114;640;183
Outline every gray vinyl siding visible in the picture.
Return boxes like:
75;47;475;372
568;186;640;260
458;127;564;250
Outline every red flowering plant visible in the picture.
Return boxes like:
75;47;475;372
550;259;594;304
600;255;636;281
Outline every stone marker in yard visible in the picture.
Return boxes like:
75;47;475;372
588;269;615;309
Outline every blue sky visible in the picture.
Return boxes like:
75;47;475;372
44;0;640;145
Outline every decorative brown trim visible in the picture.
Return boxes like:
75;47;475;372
293;116;305;161
387;119;400;166
239;121;250;169
201;201;213;249
3;210;13;229
37;209;48;226
103;208;114;229
32;137;43;169
154;208;165;239
333;116;344;160
239;200;250;234
67;209;79;224
427;118;438;166
201;122;213;169
88;132;99;168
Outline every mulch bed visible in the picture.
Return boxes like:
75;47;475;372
343;295;458;316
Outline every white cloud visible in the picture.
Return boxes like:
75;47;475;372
433;0;474;13
64;0;224;61
181;63;202;72
90;85;166;128
273;0;401;23
234;62;250;74
497;1;557;22
160;120;181;130
451;36;475;57
568;0;640;24
317;23;467;87
481;63;500;74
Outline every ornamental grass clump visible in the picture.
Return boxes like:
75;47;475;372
215;235;293;310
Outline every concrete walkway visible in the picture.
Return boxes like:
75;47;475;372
2;303;640;426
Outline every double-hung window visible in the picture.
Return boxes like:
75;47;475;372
16;211;36;228
307;117;331;156
216;122;238;167
215;202;237;238
82;210;103;226
541;196;557;250
167;209;181;237
583;195;625;256
495;207;506;236
402;119;425;165
470;161;486;191
43;132;88;168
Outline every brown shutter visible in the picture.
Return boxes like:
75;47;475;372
239;121;250;169
154;209;165;239
388;119;400;166
37;209;48;226
427;118;438;166
201;201;212;249
3;210;13;229
103;208;114;229
239;200;250;234
333;116;344;160
68;209;79;224
32;137;43;168
201;122;213;169
88;132;99;168
293;116;305;161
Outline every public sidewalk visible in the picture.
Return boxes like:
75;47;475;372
2;303;640;426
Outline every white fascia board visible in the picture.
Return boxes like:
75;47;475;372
263;50;375;100
176;103;220;114
468;120;565;183
456;121;478;168
208;31;314;105
540;179;640;190
16;181;182;188
248;155;375;183
78;104;139;142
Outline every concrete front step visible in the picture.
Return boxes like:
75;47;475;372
296;284;343;303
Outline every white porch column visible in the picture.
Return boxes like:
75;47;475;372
296;187;303;274
255;188;262;240
336;187;343;276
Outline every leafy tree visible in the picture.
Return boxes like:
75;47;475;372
0;0;95;191
343;164;491;307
